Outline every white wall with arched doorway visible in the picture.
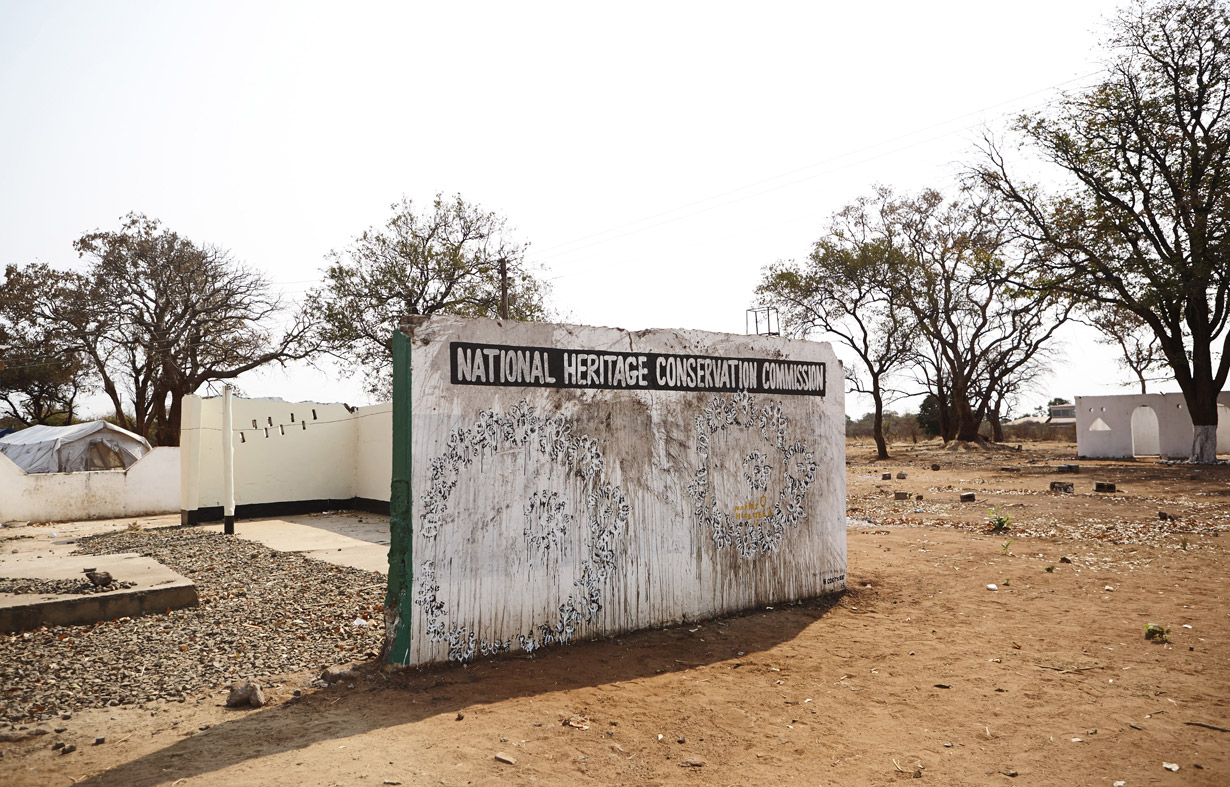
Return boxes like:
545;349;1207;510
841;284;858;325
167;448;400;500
1131;406;1160;456
1076;391;1230;460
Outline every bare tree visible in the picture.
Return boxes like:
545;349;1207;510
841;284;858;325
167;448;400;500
977;0;1230;462
1080;304;1167;393
891;188;1073;443
11;214;316;444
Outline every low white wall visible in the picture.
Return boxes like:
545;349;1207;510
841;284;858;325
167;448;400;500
1076;391;1230;459
179;395;392;515
0;447;180;523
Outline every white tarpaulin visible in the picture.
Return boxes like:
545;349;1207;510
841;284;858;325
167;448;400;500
0;422;151;474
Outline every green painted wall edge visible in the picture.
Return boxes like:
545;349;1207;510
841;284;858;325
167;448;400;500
385;328;414;664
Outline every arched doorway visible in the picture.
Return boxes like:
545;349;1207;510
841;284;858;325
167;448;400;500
1131;405;1160;456
1218;404;1230;456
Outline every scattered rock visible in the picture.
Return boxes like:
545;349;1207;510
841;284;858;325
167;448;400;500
894;491;910;500
94;736;105;745
986;584;998;591
1056;464;1080;474
456;712;465;721
52;740;64;750
1059;557;1072;564
494;752;516;765
225;682;266;709
931;464;940;471
678;758;706;767
960;493;976;503
60;744;76;755
882;473;892;481
1095;482;1117;493
1049;481;1074;493
896;472;907;480
321;664;357;685
1163;762;1180;772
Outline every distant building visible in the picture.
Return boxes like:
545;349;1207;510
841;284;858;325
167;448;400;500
1048;403;1076;426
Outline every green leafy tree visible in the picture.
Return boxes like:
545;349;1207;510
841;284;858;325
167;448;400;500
758;190;915;459
307;194;551;398
979;0;1230;462
0;270;89;425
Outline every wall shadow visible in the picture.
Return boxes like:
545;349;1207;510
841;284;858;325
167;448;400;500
75;591;847;786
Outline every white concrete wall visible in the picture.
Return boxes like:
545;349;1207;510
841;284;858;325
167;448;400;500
398;317;846;666
355;402;393;502
1076;391;1230;459
0;447;180;523
179;395;392;513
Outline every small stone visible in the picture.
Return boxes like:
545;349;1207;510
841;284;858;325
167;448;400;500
1095;482;1117;493
225;682;265;709
60;744;76;755
960;492;976;503
61;714;71;721
896;472;907;480
678;758;706;768
94;736;105;745
1163;762;1179;772
894;491;910;500
456;712;465;721
1002;770;1018;777
913;769;923;778
677;737;685;744
54;727;67;733
320;664;355;685
882;473;892;480
931;464;940;471
944;742;953;748
52;741;65;750
494;752;516;765
1049;481;1074;493
987;584;998;591
1059;557;1072;564
1113;781;1126;787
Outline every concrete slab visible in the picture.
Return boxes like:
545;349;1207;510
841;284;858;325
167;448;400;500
199;513;390;574
0;552;198;632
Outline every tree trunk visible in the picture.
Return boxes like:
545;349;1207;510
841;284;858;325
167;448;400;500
989;407;1004;443
1186;389;1221;464
871;391;889;460
161;391;183;447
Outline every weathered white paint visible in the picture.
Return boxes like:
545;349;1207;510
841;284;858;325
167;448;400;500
398;317;846;666
0;447;180;523
1076;391;1230;459
179;395;392;513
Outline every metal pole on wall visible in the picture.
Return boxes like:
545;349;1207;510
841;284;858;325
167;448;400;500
499;256;509;319
222;385;236;535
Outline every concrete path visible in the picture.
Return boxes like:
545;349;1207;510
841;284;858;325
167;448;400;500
199;512;391;574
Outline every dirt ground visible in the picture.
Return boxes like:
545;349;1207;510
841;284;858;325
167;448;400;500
3;440;1229;786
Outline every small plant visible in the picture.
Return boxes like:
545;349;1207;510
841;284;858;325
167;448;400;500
1045;565;1055;573
987;508;1012;533
1180;537;1189;551
1143;623;1170;643
125;521;142;533
1001;539;1016;553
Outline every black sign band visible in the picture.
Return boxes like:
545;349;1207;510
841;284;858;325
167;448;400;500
448;342;825;396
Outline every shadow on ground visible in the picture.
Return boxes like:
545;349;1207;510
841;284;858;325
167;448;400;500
76;590;848;786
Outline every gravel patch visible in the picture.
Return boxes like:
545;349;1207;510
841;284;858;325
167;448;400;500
0;578;138;595
0;526;385;726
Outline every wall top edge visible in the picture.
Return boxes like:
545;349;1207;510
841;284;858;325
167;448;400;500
398;314;838;358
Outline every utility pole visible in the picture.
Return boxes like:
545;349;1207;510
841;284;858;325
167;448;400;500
498;256;509;320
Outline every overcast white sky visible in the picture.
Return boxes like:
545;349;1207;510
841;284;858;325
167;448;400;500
0;0;1175;417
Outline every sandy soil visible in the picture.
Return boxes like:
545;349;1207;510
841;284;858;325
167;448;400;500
3;440;1228;786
